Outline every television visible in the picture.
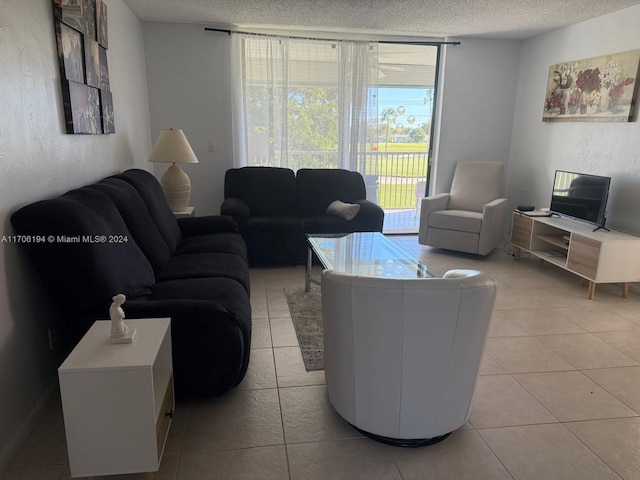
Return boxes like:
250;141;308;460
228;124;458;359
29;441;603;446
549;170;611;229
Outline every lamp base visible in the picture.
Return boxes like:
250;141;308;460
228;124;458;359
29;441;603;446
161;164;191;212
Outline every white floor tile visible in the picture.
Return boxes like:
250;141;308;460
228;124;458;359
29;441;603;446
7;235;640;480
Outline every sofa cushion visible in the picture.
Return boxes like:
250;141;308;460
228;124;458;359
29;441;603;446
151;277;251;333
296;169;367;216
428;210;483;233
448;162;504;213
242;215;306;265
224;167;297;216
89;178;172;274
157;252;251;292
115;169;183;253
11;187;155;315
177;215;239;237
175;232;248;259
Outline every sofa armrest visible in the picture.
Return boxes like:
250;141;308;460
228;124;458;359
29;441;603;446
221;198;251;226
418;193;450;244
421;193;450;215
177;215;239;238
483;197;507;211
121;299;248;398
353;199;385;231
478;198;508;255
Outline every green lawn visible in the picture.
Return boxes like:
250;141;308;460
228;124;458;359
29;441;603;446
366;142;429;179
379;183;419;209
376;142;428;153
372;142;428;208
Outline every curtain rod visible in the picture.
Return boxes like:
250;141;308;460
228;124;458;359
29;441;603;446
204;27;460;46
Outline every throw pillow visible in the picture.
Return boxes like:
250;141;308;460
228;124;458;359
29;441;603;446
327;200;360;221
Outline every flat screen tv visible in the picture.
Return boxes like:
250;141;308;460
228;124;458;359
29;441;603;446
549;170;611;229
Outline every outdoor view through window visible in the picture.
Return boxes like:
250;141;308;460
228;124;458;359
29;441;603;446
241;40;439;233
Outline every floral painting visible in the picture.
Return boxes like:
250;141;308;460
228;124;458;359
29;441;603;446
542;49;640;122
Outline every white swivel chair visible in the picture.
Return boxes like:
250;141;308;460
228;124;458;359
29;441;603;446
321;269;497;446
418;161;507;255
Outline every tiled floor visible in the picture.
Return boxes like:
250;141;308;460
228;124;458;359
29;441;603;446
4;235;640;479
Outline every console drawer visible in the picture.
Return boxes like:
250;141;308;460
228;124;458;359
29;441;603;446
568;234;600;279
511;213;533;250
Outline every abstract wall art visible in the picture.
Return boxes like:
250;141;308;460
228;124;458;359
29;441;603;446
53;0;114;134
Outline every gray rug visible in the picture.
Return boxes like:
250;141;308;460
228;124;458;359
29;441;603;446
284;286;324;371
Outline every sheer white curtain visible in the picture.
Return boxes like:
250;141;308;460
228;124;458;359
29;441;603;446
231;34;378;176
337;41;378;172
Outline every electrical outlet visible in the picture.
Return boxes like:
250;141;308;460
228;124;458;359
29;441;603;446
208;141;215;152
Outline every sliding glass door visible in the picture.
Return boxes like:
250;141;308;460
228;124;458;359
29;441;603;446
374;43;439;233
237;36;440;234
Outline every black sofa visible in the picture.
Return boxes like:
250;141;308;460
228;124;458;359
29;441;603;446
11;169;251;398
221;167;385;265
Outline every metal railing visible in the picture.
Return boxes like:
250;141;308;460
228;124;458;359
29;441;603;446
248;151;429;209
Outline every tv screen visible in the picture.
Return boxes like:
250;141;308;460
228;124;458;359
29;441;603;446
549;170;611;227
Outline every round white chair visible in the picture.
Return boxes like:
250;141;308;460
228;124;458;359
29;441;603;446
321;268;496;446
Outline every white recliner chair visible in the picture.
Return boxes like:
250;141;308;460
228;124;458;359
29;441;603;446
418;161;507;255
321;268;496;446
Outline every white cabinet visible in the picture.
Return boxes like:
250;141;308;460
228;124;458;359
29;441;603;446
59;318;173;478
511;211;640;299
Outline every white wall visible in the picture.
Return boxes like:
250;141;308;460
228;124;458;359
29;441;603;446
0;0;151;470
508;4;640;234
143;23;234;216
433;38;521;194
142;25;522;216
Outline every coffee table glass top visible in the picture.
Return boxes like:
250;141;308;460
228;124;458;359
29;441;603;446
306;232;435;278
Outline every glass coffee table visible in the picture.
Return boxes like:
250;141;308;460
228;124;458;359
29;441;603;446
305;232;436;291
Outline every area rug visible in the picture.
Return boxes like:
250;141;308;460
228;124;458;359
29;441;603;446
284;286;324;371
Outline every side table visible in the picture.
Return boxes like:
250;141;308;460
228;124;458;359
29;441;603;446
173;206;195;218
58;318;173;478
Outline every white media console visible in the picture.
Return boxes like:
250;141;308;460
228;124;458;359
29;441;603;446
511;211;640;299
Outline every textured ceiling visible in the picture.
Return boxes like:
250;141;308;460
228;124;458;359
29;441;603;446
123;0;640;40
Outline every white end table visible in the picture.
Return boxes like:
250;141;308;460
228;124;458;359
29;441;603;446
58;318;173;478
173;206;195;218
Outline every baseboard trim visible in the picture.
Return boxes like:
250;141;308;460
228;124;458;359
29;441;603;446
0;381;58;474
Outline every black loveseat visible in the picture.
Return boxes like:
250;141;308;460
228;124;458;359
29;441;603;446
11;169;251;398
221;167;385;265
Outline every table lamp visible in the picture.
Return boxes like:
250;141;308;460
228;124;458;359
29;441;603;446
148;128;198;212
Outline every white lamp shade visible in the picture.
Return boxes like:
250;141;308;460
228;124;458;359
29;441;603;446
148;128;198;164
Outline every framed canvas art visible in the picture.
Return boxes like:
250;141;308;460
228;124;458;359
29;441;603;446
53;0;114;134
85;38;100;88
59;23;84;84
97;0;108;48
61;80;101;134
542;49;640;122
100;89;115;133
60;0;84;33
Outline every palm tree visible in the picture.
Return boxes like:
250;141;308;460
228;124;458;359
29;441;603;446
423;89;434;116
380;108;396;152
